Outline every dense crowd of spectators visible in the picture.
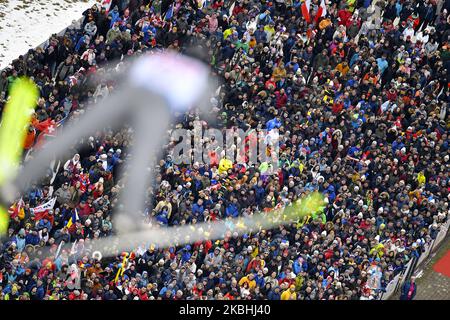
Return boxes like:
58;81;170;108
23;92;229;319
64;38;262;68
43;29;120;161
0;0;449;300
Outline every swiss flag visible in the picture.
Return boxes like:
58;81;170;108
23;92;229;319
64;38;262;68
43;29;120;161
34;119;58;148
33;118;55;133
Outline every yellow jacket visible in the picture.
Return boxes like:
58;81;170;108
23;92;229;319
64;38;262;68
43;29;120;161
417;172;426;185
335;63;350;76
223;28;234;39
218;158;233;174
281;289;297;300
238;276;257;290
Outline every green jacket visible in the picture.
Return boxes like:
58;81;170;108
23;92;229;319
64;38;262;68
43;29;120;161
295;274;304;291
106;28;121;44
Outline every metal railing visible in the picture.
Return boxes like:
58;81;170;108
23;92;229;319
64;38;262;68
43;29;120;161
379;218;450;300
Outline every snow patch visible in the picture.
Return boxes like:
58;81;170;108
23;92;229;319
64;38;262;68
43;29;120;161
0;0;97;69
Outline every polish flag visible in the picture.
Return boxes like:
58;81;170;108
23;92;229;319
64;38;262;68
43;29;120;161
31;197;56;216
315;0;327;22
31;197;57;225
301;0;311;24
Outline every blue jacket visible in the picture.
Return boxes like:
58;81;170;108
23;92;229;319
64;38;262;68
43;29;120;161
293;259;308;274
254;274;265;287
37;219;52;232
156;210;169;225
36;286;45;300
254;29;267;43
26;233;40;246
74;35;89;53
13;236;26;252
225;203;239;218
268;290;281;300
400;281;416;300
376;57;388;75
392;140;404;153
108;9;120;28
266;118;281;131
254;185;265;204
192;203;204;215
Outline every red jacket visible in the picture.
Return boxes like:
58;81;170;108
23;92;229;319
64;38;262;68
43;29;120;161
338;9;352;26
77;203;94;217
275;91;288;108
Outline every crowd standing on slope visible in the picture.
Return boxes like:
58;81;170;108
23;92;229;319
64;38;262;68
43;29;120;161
0;0;449;300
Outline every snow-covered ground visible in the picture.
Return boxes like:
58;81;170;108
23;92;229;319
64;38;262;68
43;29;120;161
0;0;96;69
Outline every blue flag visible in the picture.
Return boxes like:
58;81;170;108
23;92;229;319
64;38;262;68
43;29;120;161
164;4;174;20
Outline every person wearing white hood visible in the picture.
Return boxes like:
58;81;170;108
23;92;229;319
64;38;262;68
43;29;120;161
63;153;81;173
99;153;108;171
402;24;415;39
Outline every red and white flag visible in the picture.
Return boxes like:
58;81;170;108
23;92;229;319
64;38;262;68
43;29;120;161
31;197;57;225
8;198;25;220
229;1;235;17
34;118;59;149
101;0;112;13
301;0;311;24
31;197;56;215
315;0;327;22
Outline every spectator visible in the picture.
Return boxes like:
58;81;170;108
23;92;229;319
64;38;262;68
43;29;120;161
0;0;449;301
400;276;417;300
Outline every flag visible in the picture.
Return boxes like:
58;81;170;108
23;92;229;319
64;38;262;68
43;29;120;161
33;118;55;133
101;0;112;13
8;198;25;220
229;1;235;17
114;254;129;283
31;197;56;215
31;197;56;224
55;240;65;260
66;209;79;229
69;240;78;256
198;0;208;8
164;4;173;20
315;0;327;23
301;0;311;24
34;119;59;149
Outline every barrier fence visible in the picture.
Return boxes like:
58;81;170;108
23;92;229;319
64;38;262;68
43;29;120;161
379;217;450;300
